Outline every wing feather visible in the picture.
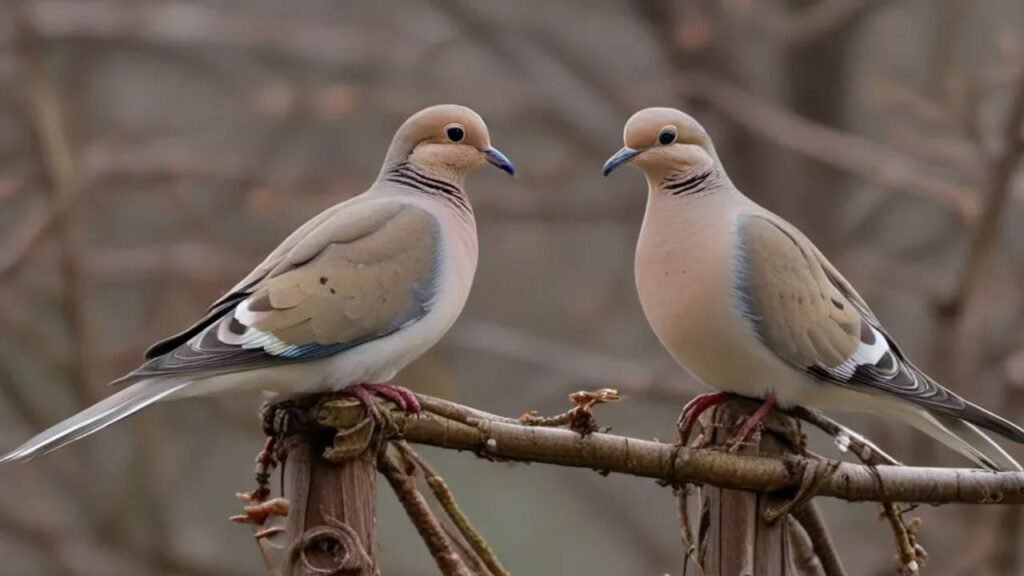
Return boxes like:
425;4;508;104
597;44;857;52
120;201;441;384
736;214;1024;442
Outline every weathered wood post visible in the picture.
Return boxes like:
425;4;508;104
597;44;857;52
698;398;800;575
280;401;379;575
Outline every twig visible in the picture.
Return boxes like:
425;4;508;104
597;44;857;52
881;503;923;575
787;515;826;576
792;503;848;576
396;442;510;576
787;406;926;573
518;388;620;435
674;484;703;576
783;406;900;466
378;446;472;576
442;523;493;576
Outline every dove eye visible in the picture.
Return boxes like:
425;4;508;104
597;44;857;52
658;127;677;146
445;124;465;143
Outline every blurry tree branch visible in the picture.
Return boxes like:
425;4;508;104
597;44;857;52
449;320;697;399
318;395;1024;506
738;0;893;46
676;74;980;218
940;65;1024;316
791;503;847;576
14;14;93;407
0;503;252;576
1;0;387;66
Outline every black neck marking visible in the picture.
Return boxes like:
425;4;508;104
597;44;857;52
663;170;714;197
385;162;471;213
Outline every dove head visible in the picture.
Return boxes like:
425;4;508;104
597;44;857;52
384;104;514;179
602;108;717;182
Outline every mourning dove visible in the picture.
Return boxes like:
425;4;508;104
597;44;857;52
2;104;514;462
604;107;1024;471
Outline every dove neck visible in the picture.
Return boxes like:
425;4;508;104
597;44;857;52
646;164;732;201
379;160;472;216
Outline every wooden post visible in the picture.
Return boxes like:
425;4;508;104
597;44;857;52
699;399;798;575
280;402;379;576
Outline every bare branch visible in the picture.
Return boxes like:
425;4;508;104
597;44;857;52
378;446;473;576
396;442;510;576
792;504;848;576
314;395;1024;506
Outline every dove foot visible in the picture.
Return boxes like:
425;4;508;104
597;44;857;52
342;382;422;415
676;392;733;445
725;394;777;453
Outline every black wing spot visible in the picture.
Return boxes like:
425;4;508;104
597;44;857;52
875;351;895;372
319;277;328;285
831;297;844;310
330;288;337;294
228;317;247;335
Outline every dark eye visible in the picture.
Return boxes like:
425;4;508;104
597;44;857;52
445;124;465;143
658;128;677;146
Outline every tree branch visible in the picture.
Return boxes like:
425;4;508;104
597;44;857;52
315;395;1024;506
792;503;848;576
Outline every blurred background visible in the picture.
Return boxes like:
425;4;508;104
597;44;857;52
0;0;1023;574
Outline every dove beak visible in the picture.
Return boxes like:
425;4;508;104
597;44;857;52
483;147;516;175
602;147;641;176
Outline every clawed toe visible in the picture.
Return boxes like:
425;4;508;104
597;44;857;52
341;382;421;419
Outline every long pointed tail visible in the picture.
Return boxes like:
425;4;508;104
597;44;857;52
903;407;1023;471
1;379;190;462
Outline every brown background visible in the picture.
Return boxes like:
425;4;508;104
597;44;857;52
1;1;1023;574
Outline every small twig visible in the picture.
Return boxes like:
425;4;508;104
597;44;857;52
673;484;704;576
378;446;472;576
442;523;493;576
787;515;826;576
783;406;900;466
882;503;926;574
395;442;510;576
519;388;620;435
416;393;520;427
787;406;926;573
792;503;848;576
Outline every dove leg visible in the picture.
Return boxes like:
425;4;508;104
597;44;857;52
726;394;777;453
677;391;733;444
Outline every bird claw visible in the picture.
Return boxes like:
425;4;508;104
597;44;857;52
342;383;421;415
676;392;732;445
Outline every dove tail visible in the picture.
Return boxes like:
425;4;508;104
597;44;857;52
0;379;190;463
903;407;1022;471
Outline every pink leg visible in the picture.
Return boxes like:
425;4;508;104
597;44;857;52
677;391;733;444
727;394;777;452
342;383;421;415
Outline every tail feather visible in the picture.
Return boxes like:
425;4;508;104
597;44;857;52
1;379;189;462
905;408;1022;471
